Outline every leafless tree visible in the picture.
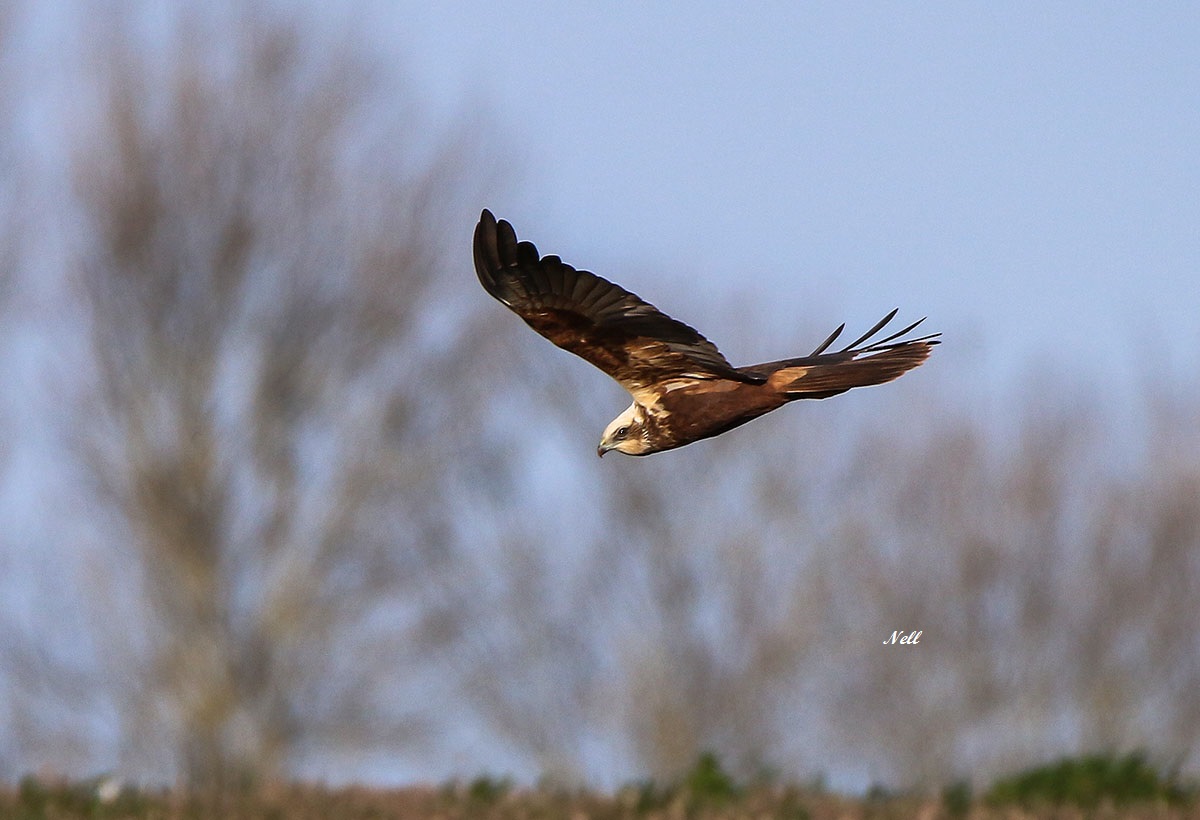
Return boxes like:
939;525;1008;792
461;324;1200;790
64;4;500;789
454;315;895;784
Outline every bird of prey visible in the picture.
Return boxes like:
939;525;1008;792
473;209;939;457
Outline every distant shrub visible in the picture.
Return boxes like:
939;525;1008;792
985;751;1193;808
682;751;741;804
941;779;972;817
464;773;512;804
15;775;153;818
622;751;745;814
623;777;673;814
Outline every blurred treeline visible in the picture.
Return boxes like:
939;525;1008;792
0;1;1197;795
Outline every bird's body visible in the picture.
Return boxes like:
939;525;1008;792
604;378;783;456
473;209;938;456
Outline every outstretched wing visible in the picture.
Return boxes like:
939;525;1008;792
474;210;763;393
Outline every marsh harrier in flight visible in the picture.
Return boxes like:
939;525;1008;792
474;210;938;456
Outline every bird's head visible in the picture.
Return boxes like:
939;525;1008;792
598;402;651;457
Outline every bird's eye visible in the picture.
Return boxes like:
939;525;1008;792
616;426;629;439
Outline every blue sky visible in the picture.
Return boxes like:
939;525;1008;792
397;3;1199;394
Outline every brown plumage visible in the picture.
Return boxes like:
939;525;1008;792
474;209;939;456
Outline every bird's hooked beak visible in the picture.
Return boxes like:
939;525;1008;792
597;443;609;458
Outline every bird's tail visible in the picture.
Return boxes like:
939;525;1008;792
745;309;940;400
775;343;935;399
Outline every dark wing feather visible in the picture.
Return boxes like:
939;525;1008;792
474;210;763;392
